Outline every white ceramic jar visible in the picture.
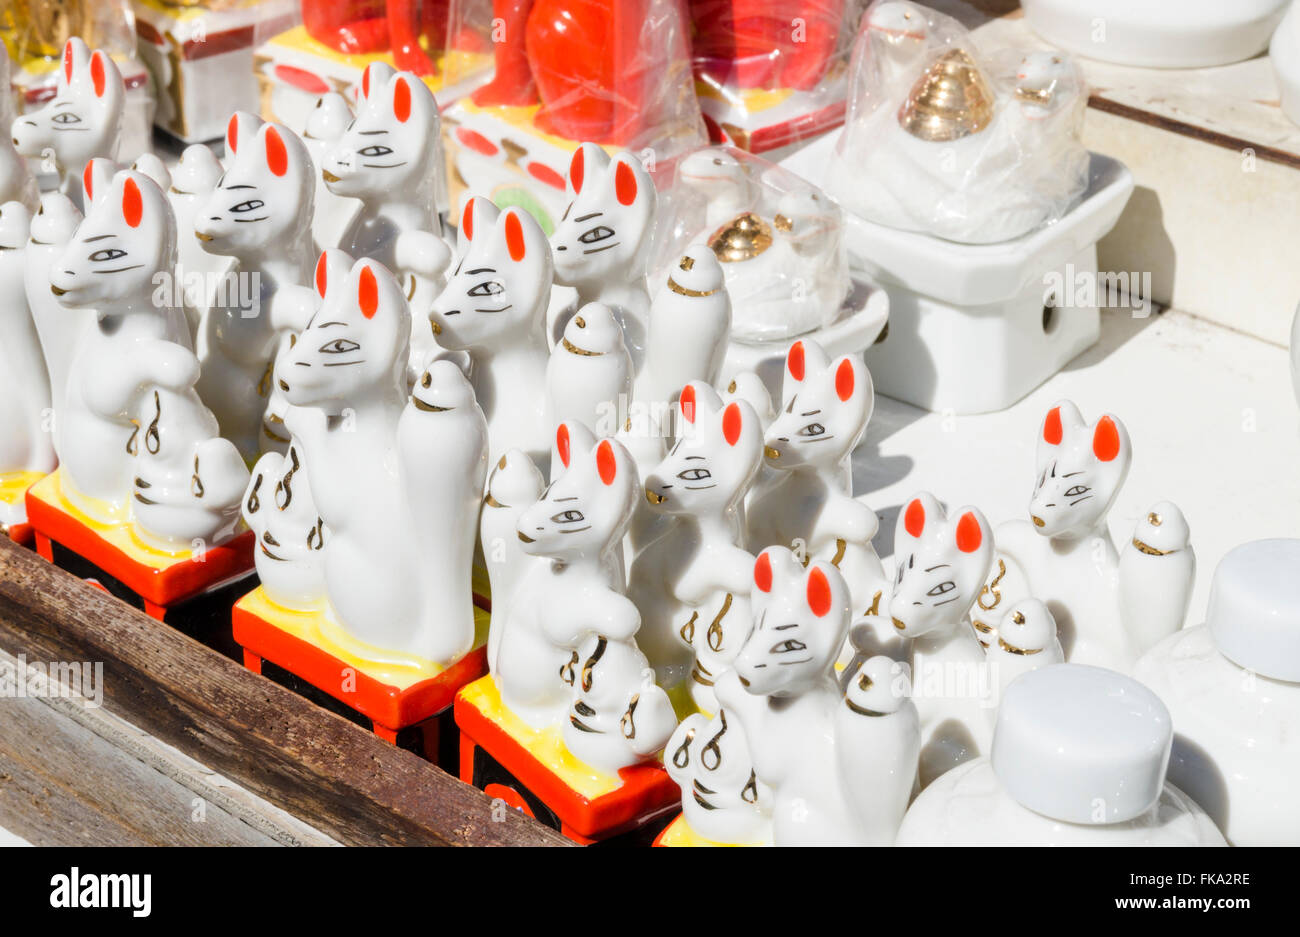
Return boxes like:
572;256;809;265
1135;539;1300;846
897;663;1226;845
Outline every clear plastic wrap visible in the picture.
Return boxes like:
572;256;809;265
829;0;1089;244
443;0;705;234
654;145;849;342
690;0;868;152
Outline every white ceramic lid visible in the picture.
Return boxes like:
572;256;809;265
1207;539;1300;683
991;664;1171;824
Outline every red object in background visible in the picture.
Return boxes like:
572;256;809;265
302;0;391;54
387;0;449;76
471;0;653;144
690;0;843;91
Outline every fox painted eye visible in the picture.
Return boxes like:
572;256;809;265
677;467;711;482
551;509;585;524
798;422;826;437
52;112;82;124
468;281;504;297
927;581;955;597
773;638;807;654
319;338;360;354
89;248;126;262
1064;485;1090;497
578;225;615;244
231;199;265;213
358;145;393;158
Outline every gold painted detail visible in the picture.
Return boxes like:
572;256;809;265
561;336;601;356
764;445;780;460
706;594;732;653
646;488;666;504
977;558;1006;611
830;538;847;568
997;635;1042;656
1132;537;1173;556
898;49;995;142
666;276;719;297
708;212;773;263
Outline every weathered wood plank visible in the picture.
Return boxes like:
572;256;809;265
0;538;569;846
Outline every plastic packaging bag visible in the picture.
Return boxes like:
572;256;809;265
829;0;1088;244
654;145;849;342
691;0;868;152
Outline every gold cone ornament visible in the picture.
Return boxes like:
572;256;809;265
897;48;995;142
708;211;773;263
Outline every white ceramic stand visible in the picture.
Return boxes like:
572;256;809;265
1022;0;1290;69
1273;2;1300;128
1134;539;1300;846
782;138;1133;414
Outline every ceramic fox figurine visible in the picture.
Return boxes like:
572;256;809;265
887;493;996;788
0;203;56;499
545;302;633;440
10;39;124;211
550;144;656;369
746;340;887;617
168;144;228;340
630;383;763;709
322;64;447;270
195;113;316;461
49;170;193;522
431;196;553;464
665;708;774;845
985;401;1195;672
243;441;327;611
635;245;731;407
282;254;485;664
0;47;38;211
126;347;250;552
495;436;641;728
560;631;678;774
302;92;359;255
715;547;921;845
24;192;82;427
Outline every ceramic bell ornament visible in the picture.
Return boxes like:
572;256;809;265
549;144;657;368
828;2;1088;244
1135;539;1300;846
0;46;38;211
715;548;920;846
980;400;1195;673
983;597;1064;699
636;245;731;408
0;202;56;532
746;340;887;618
664;146;848;343
280;255;488;666
196;113;317;461
629;383;764;709
10;39;125;211
431;196;553;464
897;664;1226;846
322;64;450;275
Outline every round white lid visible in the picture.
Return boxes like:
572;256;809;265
1206;538;1300;683
991;664;1171;824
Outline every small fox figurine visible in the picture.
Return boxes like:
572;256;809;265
10;39;124;210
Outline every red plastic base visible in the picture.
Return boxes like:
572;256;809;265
455;677;680;843
26;482;255;619
233;598;488;750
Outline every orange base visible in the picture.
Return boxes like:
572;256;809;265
233;595;488;758
5;522;34;547
26;476;254;619
455;676;680;843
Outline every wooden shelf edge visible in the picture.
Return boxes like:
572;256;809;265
0;538;570;847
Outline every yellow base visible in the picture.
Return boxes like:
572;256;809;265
30;470;215;564
656;812;761;847
459;675;634;801
238;585;489;691
0;470;44;513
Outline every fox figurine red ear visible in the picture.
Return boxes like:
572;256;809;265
10;37;125;206
431;198;553;466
